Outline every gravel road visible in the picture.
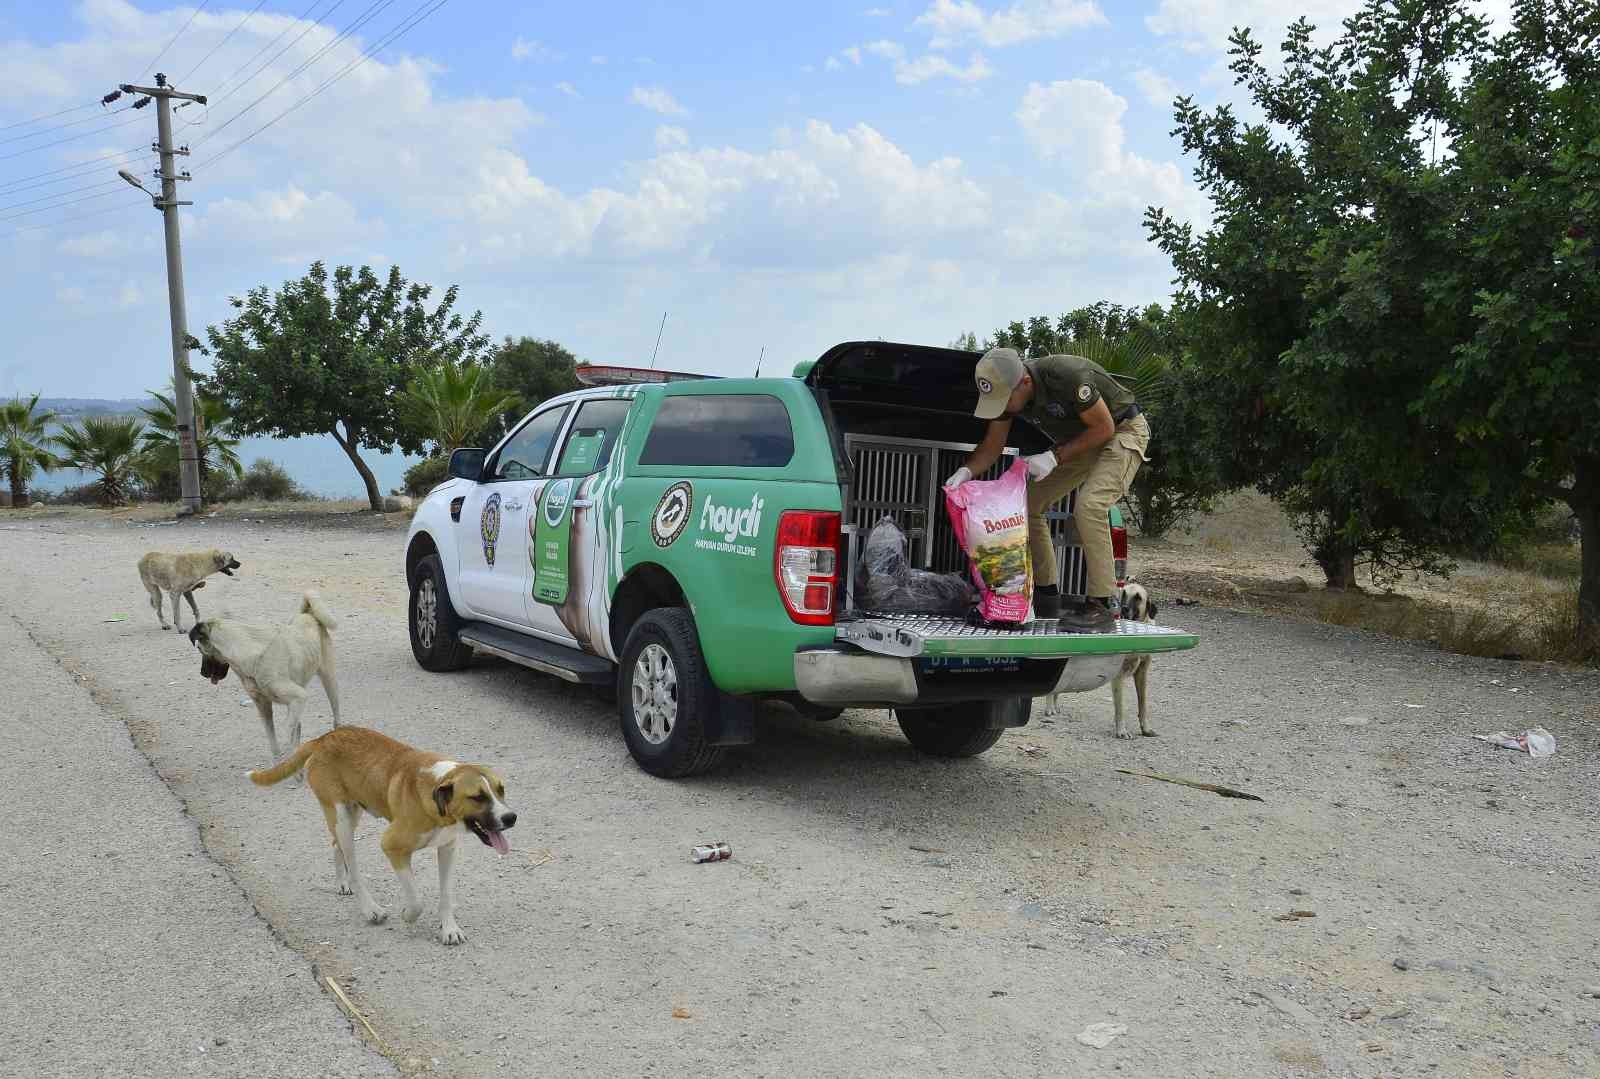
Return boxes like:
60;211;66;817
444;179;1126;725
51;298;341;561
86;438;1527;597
3;510;1598;1078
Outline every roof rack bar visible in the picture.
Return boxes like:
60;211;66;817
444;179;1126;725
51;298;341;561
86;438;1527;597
574;364;718;387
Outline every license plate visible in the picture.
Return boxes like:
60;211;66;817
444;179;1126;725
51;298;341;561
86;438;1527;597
918;656;1024;674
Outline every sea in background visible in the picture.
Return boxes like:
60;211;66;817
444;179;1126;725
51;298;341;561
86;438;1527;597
29;430;423;500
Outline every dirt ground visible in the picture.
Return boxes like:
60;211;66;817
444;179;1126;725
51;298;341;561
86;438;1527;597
3;505;1598;1078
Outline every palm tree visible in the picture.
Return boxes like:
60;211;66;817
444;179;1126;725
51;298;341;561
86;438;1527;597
1;394;61;508
138;388;244;496
1061;333;1171;416
52;416;146;505
401;361;522;456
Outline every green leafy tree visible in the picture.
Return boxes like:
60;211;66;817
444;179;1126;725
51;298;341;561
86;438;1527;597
137;388;244;501
1;394;61;508
400;361;522;456
487;336;579;430
989;303;1225;537
1146;3;1519;588
52;415;145;505
199;262;491;511
1420;0;1600;637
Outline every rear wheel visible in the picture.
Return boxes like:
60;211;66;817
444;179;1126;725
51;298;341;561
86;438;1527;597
895;698;1027;757
618;609;726;778
409;555;474;672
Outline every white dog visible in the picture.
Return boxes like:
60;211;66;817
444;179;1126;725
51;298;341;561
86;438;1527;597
137;548;240;631
188;590;341;761
1041;581;1158;738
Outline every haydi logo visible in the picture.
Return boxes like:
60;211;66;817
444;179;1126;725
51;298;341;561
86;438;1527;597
983;513;1025;534
700;493;764;542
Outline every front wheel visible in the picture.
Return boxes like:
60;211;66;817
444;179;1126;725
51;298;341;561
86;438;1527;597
895;698;1027;757
409;554;474;672
618;609;726;778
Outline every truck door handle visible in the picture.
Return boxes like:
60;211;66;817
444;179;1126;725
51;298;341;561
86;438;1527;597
573;499;593;508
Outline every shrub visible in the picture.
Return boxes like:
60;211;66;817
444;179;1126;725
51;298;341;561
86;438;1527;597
403;455;449;497
227;459;304;502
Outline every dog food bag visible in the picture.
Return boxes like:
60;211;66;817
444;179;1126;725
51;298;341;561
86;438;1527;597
943;457;1032;623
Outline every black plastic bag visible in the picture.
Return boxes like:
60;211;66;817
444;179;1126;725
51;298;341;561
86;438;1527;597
856;518;975;615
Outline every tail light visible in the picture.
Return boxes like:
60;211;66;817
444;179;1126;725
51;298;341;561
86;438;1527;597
775;510;840;625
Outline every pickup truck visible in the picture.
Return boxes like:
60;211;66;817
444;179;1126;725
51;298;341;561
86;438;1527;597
403;340;1197;777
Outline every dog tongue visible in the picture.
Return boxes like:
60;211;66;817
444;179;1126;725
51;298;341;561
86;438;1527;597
488;830;510;856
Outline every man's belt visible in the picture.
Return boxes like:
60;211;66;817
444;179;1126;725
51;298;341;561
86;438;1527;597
1114;403;1141;424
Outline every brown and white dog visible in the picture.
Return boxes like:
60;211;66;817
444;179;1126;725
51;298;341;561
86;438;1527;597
249;726;516;945
188;590;340;762
138;548;240;631
1110;581;1158;739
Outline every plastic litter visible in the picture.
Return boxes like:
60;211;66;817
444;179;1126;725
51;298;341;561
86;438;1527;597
943;457;1032;624
691;842;732;863
1472;727;1556;758
855;517;975;615
1075;1022;1128;1048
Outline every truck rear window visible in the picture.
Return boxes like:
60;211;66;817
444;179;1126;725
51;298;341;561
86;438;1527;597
639;395;795;467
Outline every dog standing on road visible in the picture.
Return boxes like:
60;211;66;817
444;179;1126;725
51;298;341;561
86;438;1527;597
1040;581;1160;738
249;726;517;945
137;548;240;631
188;590;341;761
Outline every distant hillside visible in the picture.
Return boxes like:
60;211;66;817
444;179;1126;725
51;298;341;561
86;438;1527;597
35;397;147;419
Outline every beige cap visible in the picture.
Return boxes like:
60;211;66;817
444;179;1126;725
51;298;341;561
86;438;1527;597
973;347;1026;419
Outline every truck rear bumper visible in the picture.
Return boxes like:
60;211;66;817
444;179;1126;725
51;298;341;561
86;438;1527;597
794;647;1125;707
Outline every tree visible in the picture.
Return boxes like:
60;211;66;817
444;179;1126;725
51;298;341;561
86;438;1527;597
199;262;491;511
1422;0;1600;639
1;394;60;508
949;331;981;352
487;336;579;431
1146;3;1520;588
137;388;244;501
400;361;522;456
989;302;1227;537
52;416;145;505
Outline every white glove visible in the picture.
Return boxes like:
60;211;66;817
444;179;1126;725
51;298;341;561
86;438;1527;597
1024;451;1058;481
943;466;972;489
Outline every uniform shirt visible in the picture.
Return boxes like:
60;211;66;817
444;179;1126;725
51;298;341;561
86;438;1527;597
1020;354;1135;443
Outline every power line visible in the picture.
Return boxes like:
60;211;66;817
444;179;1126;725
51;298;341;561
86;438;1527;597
0;105;133;147
199;0;449;169
0;148;147;194
0;112;147;162
0;177;127;216
140;0;213;80
1;194;150;239
197;0;391;148
205;0;347;109
0;185;135;225
0;102;99;134
178;0;269;84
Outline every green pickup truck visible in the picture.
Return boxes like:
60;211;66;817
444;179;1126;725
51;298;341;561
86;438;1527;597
403;340;1197;777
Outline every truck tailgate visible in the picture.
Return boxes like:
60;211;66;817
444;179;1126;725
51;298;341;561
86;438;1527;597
836;614;1198;659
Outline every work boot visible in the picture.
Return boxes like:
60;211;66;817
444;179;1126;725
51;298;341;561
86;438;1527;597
1033;584;1061;620
1055;597;1116;632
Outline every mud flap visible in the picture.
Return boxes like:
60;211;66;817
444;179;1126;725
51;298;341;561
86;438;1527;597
705;690;757;746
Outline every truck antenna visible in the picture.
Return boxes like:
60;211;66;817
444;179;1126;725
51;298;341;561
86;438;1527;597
754;345;764;378
648;311;668;370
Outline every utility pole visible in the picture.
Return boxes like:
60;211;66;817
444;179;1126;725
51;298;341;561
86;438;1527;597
114;73;206;517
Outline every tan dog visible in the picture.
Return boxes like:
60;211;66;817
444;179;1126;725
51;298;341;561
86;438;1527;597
138;548;240;631
249;726;516;945
188;590;340;761
1111;581;1158;739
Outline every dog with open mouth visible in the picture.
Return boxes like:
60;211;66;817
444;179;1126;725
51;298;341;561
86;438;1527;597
249;726;516;945
137;548;241;631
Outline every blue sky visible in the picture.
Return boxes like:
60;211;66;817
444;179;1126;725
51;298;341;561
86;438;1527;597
0;0;1410;399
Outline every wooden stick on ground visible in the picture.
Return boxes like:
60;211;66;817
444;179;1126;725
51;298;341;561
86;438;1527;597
1114;768;1264;802
326;975;386;1049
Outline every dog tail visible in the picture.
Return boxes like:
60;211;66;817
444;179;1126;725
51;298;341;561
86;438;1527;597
248;741;316;787
301;589;339;631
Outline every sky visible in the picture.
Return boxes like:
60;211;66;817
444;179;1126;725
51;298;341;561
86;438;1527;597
0;0;1473;399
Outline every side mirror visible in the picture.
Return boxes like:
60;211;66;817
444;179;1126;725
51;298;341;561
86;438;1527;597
447;447;486;482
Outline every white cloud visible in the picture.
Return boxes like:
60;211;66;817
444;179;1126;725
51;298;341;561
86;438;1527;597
555;81;579;97
191;186;382;264
630;85;688;116
1017;79;1126;170
511;37;560;62
864;40;992;84
57;230;125;259
655;125;690;150
913;0;1106;49
1132;67;1180;109
1144;0;1359;55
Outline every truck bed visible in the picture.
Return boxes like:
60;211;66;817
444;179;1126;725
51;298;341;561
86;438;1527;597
836;613;1198;659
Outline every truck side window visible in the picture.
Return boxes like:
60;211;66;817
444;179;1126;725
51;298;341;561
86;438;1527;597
639;395;795;467
553;398;633;476
492;405;568;481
